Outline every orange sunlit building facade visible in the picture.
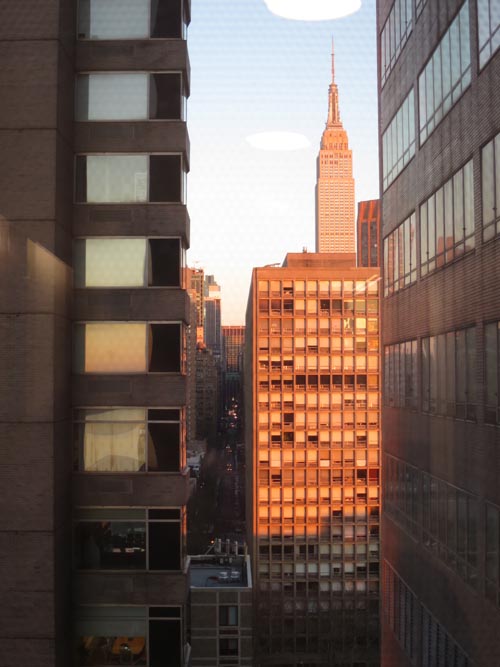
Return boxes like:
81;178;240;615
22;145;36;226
245;253;380;666
315;47;355;255
357;200;380;268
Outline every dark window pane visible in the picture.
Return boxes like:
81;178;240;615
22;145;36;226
149;509;180;520
76;522;146;570
149;324;180;372
149;238;180;286
149;619;181;667
148;521;180;570
149;155;182;202
151;0;183;38
148;422;180;471
148;409;180;421
150;73;182;119
75;156;87;203
149;607;181;618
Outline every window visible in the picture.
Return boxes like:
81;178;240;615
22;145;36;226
383;213;416;295
485;321;500;424
74;238;183;288
382;89;415;190
416;0;428;17
486;503;500;606
383;340;417;408
418;1;471;144
76;606;147;666
77;0;185;40
76;73;185;121
421;327;476;420
73;322;183;373
75;154;184;203
219;606;238;627
219;638;239;658
380;0;413;87
75;508;182;570
481;132;500;240
74;408;183;472
75;606;182;667
477;0;500;68
420;160;474;275
386;460;479;589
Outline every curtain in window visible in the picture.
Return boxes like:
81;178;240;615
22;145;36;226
84;415;146;472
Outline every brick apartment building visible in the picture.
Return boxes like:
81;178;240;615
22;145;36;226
0;1;193;665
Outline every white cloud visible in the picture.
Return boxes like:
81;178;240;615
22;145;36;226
245;131;310;151
263;0;361;21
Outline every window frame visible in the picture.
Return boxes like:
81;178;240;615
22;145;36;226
76;0;188;41
74;153;186;205
73;406;185;473
74;236;184;289
73;320;185;375
75;71;187;122
74;507;184;572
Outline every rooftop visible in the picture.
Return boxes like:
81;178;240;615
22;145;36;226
188;554;252;589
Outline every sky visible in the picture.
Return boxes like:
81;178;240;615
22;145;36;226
187;0;379;324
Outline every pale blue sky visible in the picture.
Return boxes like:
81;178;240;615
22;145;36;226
187;0;379;323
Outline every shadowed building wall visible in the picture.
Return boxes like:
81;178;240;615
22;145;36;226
378;0;500;664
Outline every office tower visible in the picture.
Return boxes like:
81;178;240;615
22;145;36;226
222;325;245;412
246;253;380;666
189;551;253;666
195;342;219;446
188;266;205;343
315;46;356;254
0;1;193;665
187;290;199;442
204;277;222;357
378;1;500;664
357;200;380;268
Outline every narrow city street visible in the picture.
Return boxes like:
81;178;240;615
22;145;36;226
187;405;246;555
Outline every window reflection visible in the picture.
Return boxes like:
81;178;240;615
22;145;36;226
76;521;146;570
77;636;147;666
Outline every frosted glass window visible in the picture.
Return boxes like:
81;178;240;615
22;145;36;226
78;0;150;39
76;73;148;121
83;155;148;203
75;239;147;287
78;0;149;39
74;322;182;373
76;323;147;373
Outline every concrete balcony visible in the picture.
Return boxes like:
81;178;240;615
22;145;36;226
74;569;188;606
73;288;191;323
73;373;187;406
75;120;190;165
73;203;190;245
73;468;192;506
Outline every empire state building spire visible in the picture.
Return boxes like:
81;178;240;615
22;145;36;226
327;40;341;127
315;42;355;253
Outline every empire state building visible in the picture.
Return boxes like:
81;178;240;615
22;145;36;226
315;45;355;253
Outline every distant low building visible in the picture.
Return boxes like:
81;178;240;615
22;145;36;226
189;552;253;667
